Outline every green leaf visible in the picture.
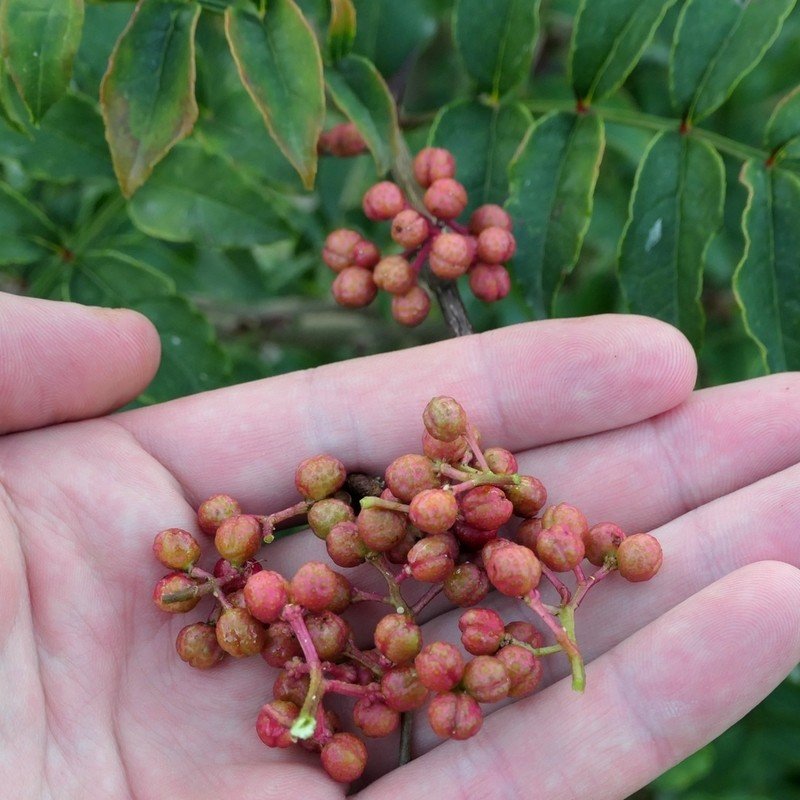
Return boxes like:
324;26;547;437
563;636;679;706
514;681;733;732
670;0;796;123
505;111;605;317
430;99;532;215
100;0;200;197
734;161;800;372
453;0;541;99
766;85;800;156
325;54;398;175
128;141;292;248
225;0;324;190
0;0;85;122
328;0;356;61
618;131;724;348
0;52;30;133
352;0;436;77
0;180;58;264
570;0;678;103
15;94;113;183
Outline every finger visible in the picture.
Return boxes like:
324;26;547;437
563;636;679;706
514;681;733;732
119;315;696;505
0;293;161;433
357;561;800;799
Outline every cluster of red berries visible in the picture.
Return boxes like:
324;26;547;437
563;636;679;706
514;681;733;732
152;397;662;784
321;147;517;326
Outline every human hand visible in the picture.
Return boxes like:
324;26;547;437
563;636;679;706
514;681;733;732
1;291;798;799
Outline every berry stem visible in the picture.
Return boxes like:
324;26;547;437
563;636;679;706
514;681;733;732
367;554;410;615
283;604;325;739
162;580;215;604
257;499;314;540
501;635;563;657
411;584;443;615
351;587;392;605
525;590;585;693
411;238;433;274
568;564;613;611
399;712;413;767
464;430;490;472
541;565;572;604
344;641;386;678
324;679;382;699
425;270;475;337
360;496;411;514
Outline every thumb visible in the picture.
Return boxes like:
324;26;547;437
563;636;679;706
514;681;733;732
0;292;161;434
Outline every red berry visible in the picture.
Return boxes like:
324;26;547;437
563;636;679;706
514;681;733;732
458;607;505;655
536;523;586;572
483;447;518;474
357;506;407;552
318;122;367;157
469;263;511;302
352;239;381;269
617;533;663;581
422;431;468;462
391;285;431;326
214;514;262;566
153;573;199;613
504;475;547;517
381;665;429;711
423;178;467;219
307;498;355;540
332;266;378;308
353;697;400;738
373;255;417;295
306;611;350;660
244;570;289;623
476;226;516;263
409;488;458;535
541;502;589;537
443;562;491;606
504;620;544;649
374;613;422;664
407;532;458;582
463;655;510;703
290;562;342;613
197;494;240;536
215;607;266;657
427;692;483;740
413;146;456;188
295;454;347;501
469;203;513;234
175;622;225;668
326;520;368;567
153;528;201;571
391;208;430;249
256;700;299;748
415;641;465;692
496;644;542;698
423;396;467;442
460;485;514;530
363;181;406;220
484;541;542;596
515;517;543;551
273;669;311;707
452;519;499;550
583;522;626;566
322;228;362;272
321;732;368;783
429;232;473;279
384;453;439;502
262;620;302;667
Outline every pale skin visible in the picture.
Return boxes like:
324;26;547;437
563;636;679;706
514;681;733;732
1;291;799;800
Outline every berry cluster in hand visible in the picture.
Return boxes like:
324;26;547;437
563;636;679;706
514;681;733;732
152;397;662;784
321;147;517;326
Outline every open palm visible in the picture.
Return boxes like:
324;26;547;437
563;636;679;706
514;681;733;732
2;292;799;800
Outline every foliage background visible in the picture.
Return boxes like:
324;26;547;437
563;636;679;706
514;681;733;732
1;0;800;795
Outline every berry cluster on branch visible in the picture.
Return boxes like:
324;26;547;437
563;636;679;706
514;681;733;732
322;147;517;326
152;397;662;784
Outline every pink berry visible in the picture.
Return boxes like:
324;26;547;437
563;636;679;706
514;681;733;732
307;498;355;540
415;641;465;692
496;644;542;698
273;669;311;707
459;485;514;530
197;494;241;536
214;514;262;567
541;503;589;538
452;519;499;550
469;263;511;302
443;562;491;606
373;255;417;295
322;228;362;271
262;620;302;667
244;570;289;623
391;208;430;249
384;453;439;503
409;488;458;535
504;476;547;518
153;573;199;613
306;611;350;660
469;203;513;234
422;431;468;462
326;520;368;567
476;226;516;263
429;232;473;279
535;523;586;572
483;447;518;474
363;181;406;220
504;620;544;649
407;532;458;582
295;454;347;501
332;266;378;308
153;528;201;571
381;665;429;711
175;622;225;668
458;607;505;655
583;522;626;566
391;285;431;326
256;700;299;748
427;692;483;740
413;146;456;188
352;239;381;269
215;607;266;657
353;697;400;737
484;541;542;596
463;655;510;703
357;506;407;552
290;562;342;613
423;396;467;442
423;178;467;219
515;517;543;551
321;732;368;783
374;613;423;664
617;533;663;581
